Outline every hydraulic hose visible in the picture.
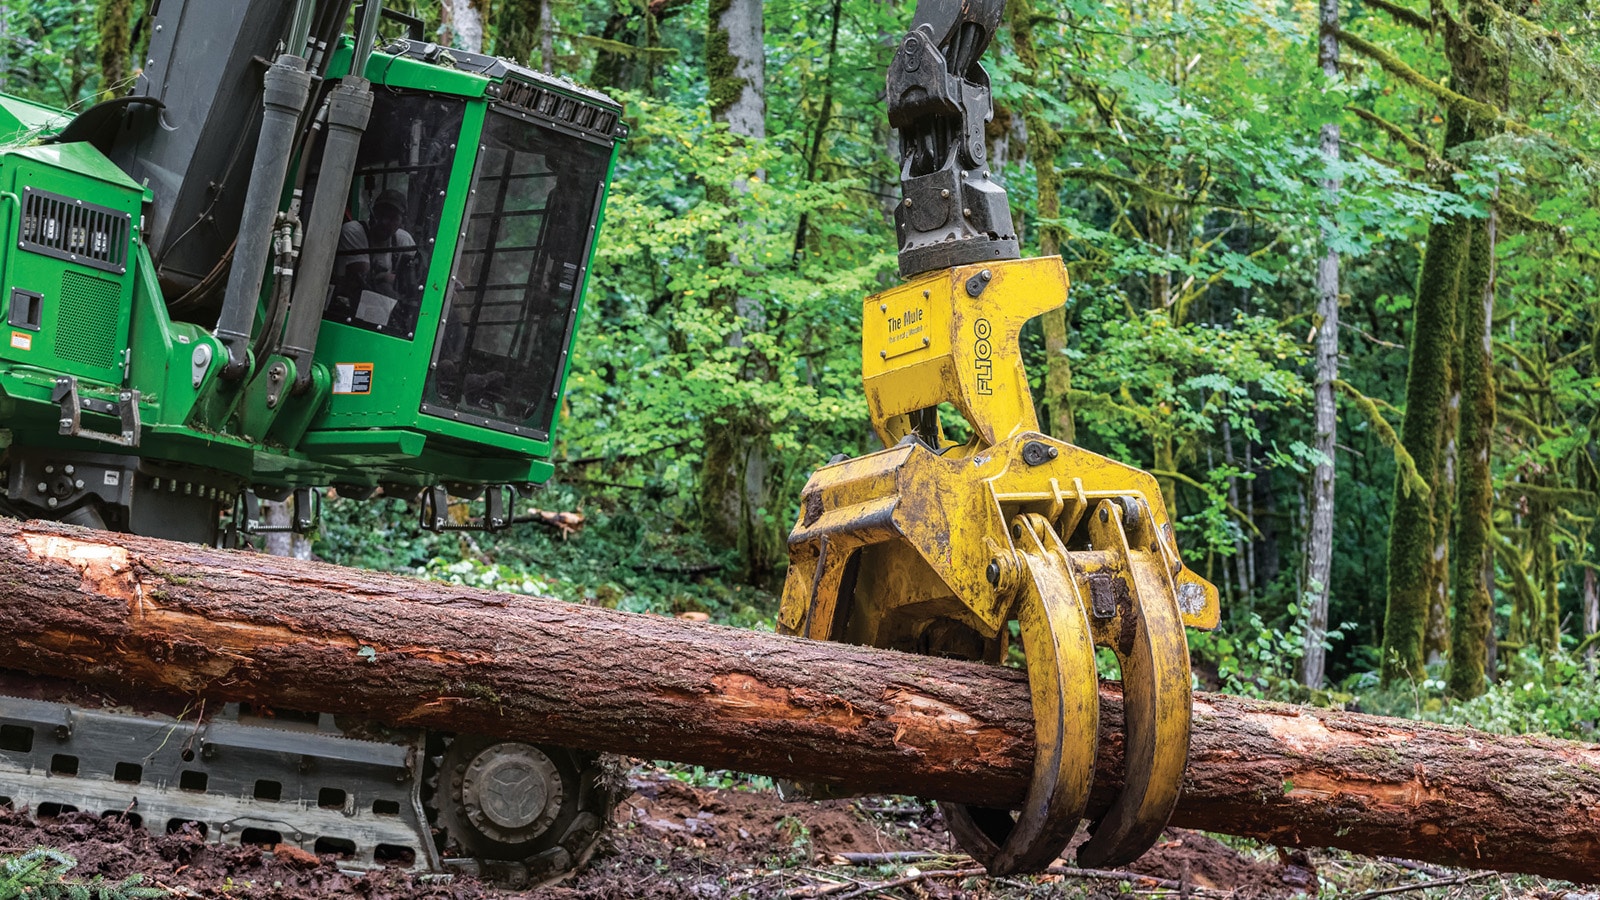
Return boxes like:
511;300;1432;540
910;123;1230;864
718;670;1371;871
279;1;382;393
213;0;321;380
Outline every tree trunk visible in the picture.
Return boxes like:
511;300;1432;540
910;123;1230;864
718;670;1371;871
2;520;1600;882
1428;201;1466;668
539;0;555;69
1382;129;1468;681
700;0;773;579
1447;211;1496;698
1007;0;1074;445
1439;0;1514;684
706;0;763;137
441;0;486;54
1585;561;1598;674
1301;0;1340;690
94;0;134;99
260;499;312;560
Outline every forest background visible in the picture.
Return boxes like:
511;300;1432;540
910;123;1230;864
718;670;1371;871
6;0;1600;738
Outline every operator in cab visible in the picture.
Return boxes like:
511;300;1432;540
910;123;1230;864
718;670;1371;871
329;188;421;334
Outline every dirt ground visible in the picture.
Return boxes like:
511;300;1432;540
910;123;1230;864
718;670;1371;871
0;767;1336;899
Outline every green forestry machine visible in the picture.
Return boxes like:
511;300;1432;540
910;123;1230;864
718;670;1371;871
0;0;626;883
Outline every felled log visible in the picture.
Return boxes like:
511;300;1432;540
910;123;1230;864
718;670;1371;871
0;519;1596;883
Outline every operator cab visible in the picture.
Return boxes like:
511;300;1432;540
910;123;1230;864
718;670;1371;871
300;39;625;481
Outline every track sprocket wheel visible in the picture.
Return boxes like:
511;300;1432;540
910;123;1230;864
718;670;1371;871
430;736;613;887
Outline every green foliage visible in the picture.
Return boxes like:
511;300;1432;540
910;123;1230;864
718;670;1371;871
314;491;777;628
0;848;164;900
1190;599;1354;703
1353;650;1600;742
1430;650;1600;740
1070;309;1313;559
0;1;104;110
564;85;892;573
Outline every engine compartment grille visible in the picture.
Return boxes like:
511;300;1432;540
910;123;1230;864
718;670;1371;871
19;187;131;275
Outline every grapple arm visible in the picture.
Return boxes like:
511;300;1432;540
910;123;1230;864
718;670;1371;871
783;0;1219;874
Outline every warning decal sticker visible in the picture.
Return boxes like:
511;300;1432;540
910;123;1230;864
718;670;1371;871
10;332;30;351
333;362;374;395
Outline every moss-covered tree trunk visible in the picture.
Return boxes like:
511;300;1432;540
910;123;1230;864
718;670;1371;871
1442;0;1518;692
94;0;133;99
1531;482;1562;654
705;0;763;139
1447;211;1497;697
1442;0;1513;687
1585;559;1598;673
699;0;773;579
491;0;544;67
1007;0;1073;445
1426;354;1458;666
1381;113;1469;681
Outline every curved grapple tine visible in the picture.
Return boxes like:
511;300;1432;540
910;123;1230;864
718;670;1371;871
1076;502;1193;868
942;514;1099;875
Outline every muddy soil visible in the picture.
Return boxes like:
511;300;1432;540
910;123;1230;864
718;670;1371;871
0;769;1312;899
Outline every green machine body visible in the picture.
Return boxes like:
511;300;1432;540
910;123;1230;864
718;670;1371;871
0;13;626;544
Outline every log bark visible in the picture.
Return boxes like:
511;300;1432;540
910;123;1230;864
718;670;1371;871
0;519;1597;883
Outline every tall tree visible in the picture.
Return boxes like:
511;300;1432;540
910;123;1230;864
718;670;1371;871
93;0;132;99
1379;182;1471;681
699;0;771;577
1443;0;1516;697
1006;0;1072;444
1380;165;1466;683
1300;0;1342;689
1447;207;1497;696
1365;0;1503;682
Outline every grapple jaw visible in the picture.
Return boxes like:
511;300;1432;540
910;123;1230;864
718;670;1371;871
781;256;1219;872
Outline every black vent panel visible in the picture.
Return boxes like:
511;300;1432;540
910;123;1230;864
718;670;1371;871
491;79;620;138
19;187;131;275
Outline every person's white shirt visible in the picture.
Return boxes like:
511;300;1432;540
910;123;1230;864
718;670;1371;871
336;219;417;285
